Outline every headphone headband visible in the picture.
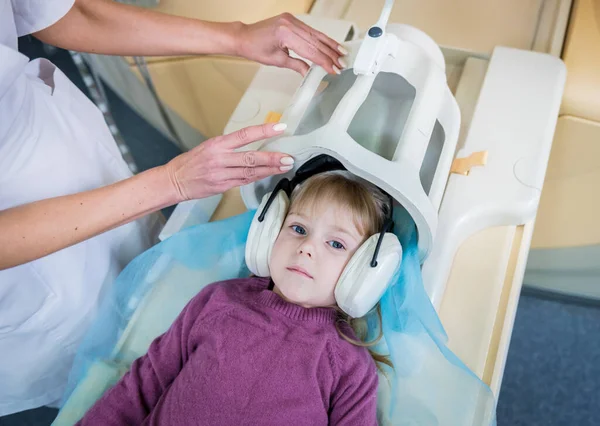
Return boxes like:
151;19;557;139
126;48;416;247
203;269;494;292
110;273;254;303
257;155;396;268
258;155;345;222
372;193;395;267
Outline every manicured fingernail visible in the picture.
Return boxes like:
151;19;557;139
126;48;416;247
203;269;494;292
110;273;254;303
332;65;341;75
338;58;347;69
280;157;295;165
273;123;287;132
338;45;349;55
280;165;294;172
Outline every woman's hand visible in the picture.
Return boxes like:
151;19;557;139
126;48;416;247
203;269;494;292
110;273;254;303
235;13;348;76
165;123;294;202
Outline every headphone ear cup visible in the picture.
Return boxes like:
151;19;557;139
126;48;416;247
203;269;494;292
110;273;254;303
245;191;290;276
335;233;402;318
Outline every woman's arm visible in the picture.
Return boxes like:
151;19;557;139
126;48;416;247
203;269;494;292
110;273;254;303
34;0;240;57
0;123;291;270
0;166;173;270
34;0;345;75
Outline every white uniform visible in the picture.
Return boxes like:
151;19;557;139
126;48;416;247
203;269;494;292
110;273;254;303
0;0;158;415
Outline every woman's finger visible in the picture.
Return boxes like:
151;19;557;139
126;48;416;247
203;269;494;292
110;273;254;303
218;123;288;150
288;14;346;55
279;53;310;76
281;30;338;75
286;17;345;69
211;166;292;190
229;166;291;185
217;151;295;169
289;26;344;70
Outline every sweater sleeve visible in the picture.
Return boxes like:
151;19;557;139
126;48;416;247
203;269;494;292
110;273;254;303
76;283;221;425
329;344;379;426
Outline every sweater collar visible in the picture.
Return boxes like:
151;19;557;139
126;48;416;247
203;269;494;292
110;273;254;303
255;279;338;324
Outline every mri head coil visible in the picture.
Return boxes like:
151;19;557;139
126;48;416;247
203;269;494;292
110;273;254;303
240;23;461;262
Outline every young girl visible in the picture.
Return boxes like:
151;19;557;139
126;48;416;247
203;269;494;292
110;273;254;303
77;170;392;425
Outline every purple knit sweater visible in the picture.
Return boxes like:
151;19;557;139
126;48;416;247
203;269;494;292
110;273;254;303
77;277;378;425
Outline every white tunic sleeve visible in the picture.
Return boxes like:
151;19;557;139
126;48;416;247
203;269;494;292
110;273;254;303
11;0;75;37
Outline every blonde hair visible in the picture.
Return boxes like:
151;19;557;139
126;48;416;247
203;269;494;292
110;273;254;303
289;170;393;370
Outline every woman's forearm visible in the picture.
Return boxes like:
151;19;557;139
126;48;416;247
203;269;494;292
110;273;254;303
0;166;179;270
34;0;242;57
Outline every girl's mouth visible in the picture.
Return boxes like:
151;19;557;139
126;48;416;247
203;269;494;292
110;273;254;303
287;266;313;279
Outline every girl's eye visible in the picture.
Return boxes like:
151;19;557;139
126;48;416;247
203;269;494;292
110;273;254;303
291;225;306;235
329;240;345;250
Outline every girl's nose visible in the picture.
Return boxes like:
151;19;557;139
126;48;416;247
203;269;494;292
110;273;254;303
297;241;313;258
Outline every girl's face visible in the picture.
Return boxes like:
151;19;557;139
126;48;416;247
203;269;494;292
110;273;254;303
269;201;365;308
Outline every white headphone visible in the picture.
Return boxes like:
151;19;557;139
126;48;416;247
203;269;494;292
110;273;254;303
245;155;402;318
